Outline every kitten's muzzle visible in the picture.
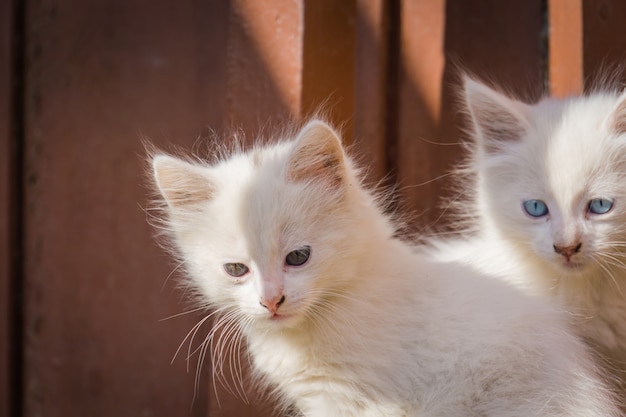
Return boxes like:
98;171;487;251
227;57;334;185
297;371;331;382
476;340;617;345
260;295;286;314
553;243;582;260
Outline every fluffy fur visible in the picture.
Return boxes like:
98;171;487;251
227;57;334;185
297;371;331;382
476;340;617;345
428;76;626;399
150;120;619;416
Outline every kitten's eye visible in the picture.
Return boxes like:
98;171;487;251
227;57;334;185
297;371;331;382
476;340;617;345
223;263;249;277
588;198;614;215
285;246;311;267
522;199;549;217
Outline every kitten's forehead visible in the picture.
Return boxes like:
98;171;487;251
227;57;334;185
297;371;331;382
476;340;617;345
213;140;325;258
526;96;624;195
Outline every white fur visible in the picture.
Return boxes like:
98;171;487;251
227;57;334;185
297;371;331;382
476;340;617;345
428;76;626;397
152;120;619;416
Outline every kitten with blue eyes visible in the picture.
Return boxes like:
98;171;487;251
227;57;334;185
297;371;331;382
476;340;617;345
428;76;626;397
150;120;619;416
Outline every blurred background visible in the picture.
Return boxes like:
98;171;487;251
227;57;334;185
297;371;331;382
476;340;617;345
2;0;626;416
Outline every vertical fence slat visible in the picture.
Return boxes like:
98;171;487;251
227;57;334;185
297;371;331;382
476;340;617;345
224;0;302;135
394;0;544;228
442;0;545;96
301;0;356;141
549;0;583;96
582;0;626;85
0;1;17;416
549;0;626;96
354;0;390;181
394;0;447;226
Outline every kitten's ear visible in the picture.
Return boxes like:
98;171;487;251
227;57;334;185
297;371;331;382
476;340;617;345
287;120;346;188
463;76;529;153
608;89;626;135
152;155;215;208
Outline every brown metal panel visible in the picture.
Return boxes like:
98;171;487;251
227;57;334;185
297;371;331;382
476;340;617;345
394;0;447;227
22;1;238;416
301;0;357;142
441;0;545;147
442;0;545;94
549;0;584;97
395;0;544;227
354;0;390;182
224;0;302;134
582;0;626;85
1;1;18;416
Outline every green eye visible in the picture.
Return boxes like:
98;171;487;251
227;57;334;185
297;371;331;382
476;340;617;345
223;263;249;277
285;246;311;267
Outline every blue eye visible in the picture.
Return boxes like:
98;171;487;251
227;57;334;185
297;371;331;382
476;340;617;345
522;199;549;217
588;198;614;215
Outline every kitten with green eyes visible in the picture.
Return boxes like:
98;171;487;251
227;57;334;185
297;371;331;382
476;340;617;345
150;120;619;416
428;76;626;397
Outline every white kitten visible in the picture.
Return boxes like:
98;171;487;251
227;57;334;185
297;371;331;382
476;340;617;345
428;76;626;397
151;120;619;416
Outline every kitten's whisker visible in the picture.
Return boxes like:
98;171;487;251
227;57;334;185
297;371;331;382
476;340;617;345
186;317;213;371
231;318;251;403
305;297;368;331
159;304;208;322
596;252;626;270
193;336;210;403
421;228;475;239
209;327;223;409
599;258;626;270
221;318;246;400
210;314;237;371
184;307;233;359
417;136;465;146
428;188;471;230
161;260;187;291
172;312;214;366
305;297;364;342
208;311;251;401
398;172;455;191
602;241;626;248
215;320;236;378
306;288;366;307
593;255;625;299
211;322;232;399
187;330;214;361
171;308;237;405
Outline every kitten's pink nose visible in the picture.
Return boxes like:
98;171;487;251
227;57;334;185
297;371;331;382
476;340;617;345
553;243;582;260
260;295;286;314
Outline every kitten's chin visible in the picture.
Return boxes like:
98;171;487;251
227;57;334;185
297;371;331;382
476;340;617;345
551;258;589;275
255;311;303;330
560;263;585;272
269;313;293;322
